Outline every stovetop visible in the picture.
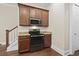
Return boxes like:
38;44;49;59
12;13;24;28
29;29;40;35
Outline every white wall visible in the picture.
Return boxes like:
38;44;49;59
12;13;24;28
64;3;70;51
70;4;79;53
0;3;18;45
49;4;65;54
49;3;70;55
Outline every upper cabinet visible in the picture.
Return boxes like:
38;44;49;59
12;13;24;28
19;4;30;26
41;10;49;27
30;8;42;19
19;4;49;27
35;9;42;19
30;8;36;18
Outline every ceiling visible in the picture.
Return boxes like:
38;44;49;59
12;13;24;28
26;3;51;7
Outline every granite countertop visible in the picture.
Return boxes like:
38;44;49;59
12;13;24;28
41;31;51;34
19;32;30;36
43;32;51;34
19;31;51;36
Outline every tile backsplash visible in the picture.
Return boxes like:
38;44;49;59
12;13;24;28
18;26;49;32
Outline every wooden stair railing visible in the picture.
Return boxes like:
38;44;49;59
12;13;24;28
6;26;18;48
6;30;9;48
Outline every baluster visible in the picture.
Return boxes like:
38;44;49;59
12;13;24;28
6;26;18;48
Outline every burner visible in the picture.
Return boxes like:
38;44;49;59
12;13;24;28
29;29;40;35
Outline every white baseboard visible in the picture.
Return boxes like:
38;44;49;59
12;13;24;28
51;44;74;56
52;46;64;55
64;50;70;56
52;46;72;56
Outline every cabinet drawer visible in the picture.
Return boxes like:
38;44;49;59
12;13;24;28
19;36;30;40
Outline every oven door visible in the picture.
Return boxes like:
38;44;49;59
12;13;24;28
30;35;44;51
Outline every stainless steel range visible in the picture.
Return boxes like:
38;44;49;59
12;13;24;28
29;29;44;52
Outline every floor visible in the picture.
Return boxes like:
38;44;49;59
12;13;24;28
1;45;79;56
0;45;6;56
0;45;61;56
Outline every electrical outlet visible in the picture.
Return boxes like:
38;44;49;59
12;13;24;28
74;33;77;36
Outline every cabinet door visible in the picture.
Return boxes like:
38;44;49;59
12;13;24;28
44;34;51;48
41;10;49;27
30;7;36;18
18;36;30;53
19;4;30;26
35;9;42;19
30;8;42;19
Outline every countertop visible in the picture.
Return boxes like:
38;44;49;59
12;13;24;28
19;31;51;36
41;32;51;34
19;32;30;36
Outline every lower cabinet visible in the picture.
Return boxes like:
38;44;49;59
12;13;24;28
18;36;30;53
44;34;51;48
18;33;51;53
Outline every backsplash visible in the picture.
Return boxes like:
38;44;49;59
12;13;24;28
18;26;50;32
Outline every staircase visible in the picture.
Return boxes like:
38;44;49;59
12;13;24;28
6;26;18;51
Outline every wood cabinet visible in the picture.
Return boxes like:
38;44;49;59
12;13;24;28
19;4;30;26
35;9;42;19
19;4;49;27
41;10;49;27
18;32;51;53
30;8;42;19
30;8;36;18
18;36;30;53
44;34;51;48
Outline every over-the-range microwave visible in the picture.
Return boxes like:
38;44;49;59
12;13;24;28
30;18;41;26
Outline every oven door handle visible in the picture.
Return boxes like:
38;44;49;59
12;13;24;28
31;35;44;37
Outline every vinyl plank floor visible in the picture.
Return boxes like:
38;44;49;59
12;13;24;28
0;47;61;56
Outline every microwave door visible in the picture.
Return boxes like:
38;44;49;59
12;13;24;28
30;19;41;25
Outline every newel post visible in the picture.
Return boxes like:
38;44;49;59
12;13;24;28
6;30;9;48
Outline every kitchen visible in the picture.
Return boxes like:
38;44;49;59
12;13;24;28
18;3;52;53
0;3;69;56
